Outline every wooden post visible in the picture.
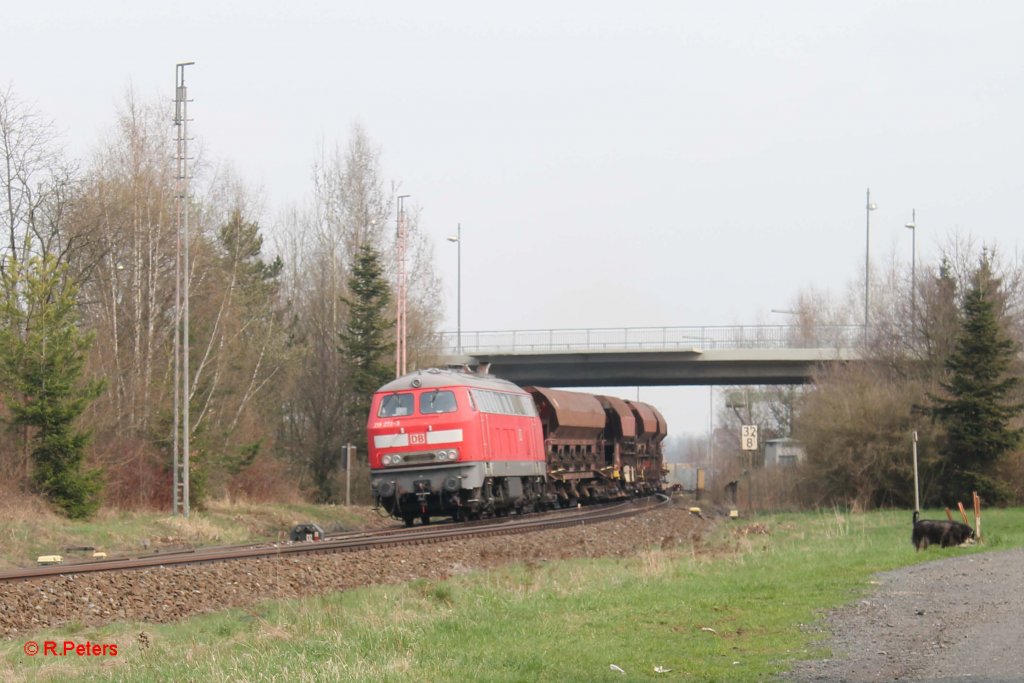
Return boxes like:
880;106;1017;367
973;491;982;542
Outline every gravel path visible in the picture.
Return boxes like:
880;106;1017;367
785;548;1024;683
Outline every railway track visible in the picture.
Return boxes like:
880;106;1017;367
0;497;669;583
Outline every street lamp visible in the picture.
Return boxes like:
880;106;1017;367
905;209;916;326
446;223;461;354
865;188;878;345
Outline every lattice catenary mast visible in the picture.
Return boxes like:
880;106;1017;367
395;194;410;377
173;61;194;517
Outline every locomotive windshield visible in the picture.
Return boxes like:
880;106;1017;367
420;390;457;414
378;392;415;417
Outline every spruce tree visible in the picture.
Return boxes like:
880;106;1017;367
928;253;1023;503
329;243;394;500
339;244;395;417
0;255;105;518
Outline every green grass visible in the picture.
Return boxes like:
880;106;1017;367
3;507;1022;682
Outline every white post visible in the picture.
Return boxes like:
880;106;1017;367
912;431;920;513
345;444;353;507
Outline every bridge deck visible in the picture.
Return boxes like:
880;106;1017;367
437;326;862;388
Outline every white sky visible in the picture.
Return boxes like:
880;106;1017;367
5;1;1024;437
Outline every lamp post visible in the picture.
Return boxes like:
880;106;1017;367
446;224;462;353
905;209;916;326
864;188;878;345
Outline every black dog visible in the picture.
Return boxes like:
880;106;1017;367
911;511;975;550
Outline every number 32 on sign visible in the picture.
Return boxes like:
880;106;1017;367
741;425;758;451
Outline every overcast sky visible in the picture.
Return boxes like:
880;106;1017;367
5;1;1023;437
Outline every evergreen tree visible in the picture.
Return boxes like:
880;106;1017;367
300;243;392;503
928;253;1023;503
219;209;284;297
0;255;105;518
186;209;286;504
339;244;395;429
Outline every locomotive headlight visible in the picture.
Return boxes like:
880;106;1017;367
429;449;459;462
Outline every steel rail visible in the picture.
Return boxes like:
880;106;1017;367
0;497;669;583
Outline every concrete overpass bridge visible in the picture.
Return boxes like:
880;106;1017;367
438;325;862;387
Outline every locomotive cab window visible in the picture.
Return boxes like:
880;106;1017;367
420;390;457;414
378;392;415;417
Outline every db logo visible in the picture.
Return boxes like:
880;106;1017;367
409;433;426;445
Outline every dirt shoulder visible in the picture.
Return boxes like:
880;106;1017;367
785;547;1024;682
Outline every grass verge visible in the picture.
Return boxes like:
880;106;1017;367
0;494;386;570
3;506;1022;682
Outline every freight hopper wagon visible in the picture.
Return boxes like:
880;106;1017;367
596;396;668;496
368;368;547;526
626;399;669;493
525;387;668;504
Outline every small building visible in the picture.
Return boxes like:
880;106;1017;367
764;438;805;467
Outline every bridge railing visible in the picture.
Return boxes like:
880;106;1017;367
440;325;862;354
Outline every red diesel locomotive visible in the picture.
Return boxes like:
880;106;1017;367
368;367;667;525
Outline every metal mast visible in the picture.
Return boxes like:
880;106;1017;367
454;223;461;353
905;209;917;326
395;194;410;377
864;188;877;346
445;224;462;353
173;62;194;517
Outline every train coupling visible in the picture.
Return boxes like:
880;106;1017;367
413;479;432;507
411;479;432;515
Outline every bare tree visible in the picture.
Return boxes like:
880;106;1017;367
0;86;79;269
782;232;1024;509
0;86;82;486
181;168;289;497
50;91;182;507
276;124;446;501
795;363;939;510
277;127;394;500
398;205;445;369
72;91;178;441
